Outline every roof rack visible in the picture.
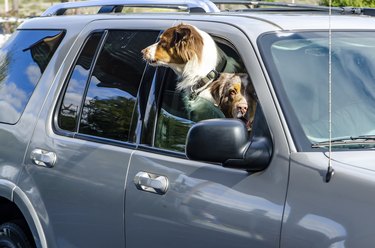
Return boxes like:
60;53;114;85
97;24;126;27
41;0;375;17
211;0;375;17
41;0;220;16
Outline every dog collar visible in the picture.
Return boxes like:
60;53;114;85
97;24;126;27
189;70;217;100
199;48;227;85
201;69;220;85
190;47;228;99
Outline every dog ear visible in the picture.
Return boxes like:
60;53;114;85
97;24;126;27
174;24;204;62
174;26;192;44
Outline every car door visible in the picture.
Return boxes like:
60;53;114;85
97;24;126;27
20;20;163;247
125;21;290;248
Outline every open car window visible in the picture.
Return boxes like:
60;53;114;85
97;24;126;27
153;39;252;152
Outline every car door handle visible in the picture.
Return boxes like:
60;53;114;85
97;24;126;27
30;149;57;168
134;171;169;195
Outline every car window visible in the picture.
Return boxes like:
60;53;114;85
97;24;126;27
58;32;103;132
57;30;159;142
0;29;64;124
154;40;251;152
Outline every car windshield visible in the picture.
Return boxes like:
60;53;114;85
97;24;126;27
259;32;375;148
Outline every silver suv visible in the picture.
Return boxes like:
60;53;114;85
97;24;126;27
1;0;375;247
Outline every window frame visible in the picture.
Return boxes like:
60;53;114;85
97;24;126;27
145;35;254;155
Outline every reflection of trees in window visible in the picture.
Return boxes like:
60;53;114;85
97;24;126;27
79;96;135;141
58;32;103;132
58;103;79;131
77;30;159;141
155;109;194;152
57;30;159;141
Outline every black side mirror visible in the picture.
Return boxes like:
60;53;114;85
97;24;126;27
186;107;272;171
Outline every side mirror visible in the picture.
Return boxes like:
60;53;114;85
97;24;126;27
186;108;272;171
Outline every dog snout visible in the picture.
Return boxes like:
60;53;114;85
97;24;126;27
142;43;159;65
141;47;147;55
237;103;248;115
141;47;150;60
234;98;248;118
236;105;248;118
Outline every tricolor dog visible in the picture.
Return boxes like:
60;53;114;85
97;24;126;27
142;23;256;126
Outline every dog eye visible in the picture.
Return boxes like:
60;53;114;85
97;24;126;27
229;89;237;95
160;41;168;48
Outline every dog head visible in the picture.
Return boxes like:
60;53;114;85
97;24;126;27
210;73;254;124
141;23;204;73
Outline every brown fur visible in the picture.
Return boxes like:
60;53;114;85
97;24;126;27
143;24;203;65
210;73;257;127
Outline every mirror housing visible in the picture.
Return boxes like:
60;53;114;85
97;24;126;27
186;111;272;172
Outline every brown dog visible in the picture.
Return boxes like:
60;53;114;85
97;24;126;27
210;73;256;128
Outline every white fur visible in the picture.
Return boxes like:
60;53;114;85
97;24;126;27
143;25;219;97
176;26;219;94
146;43;157;61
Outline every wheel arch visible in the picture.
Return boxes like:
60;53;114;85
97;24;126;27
0;179;46;248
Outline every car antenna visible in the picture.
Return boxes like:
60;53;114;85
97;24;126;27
326;0;335;183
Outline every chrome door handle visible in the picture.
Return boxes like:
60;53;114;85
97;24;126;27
134;172;169;195
30;149;57;168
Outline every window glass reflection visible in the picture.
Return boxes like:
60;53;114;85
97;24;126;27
0;30;64;124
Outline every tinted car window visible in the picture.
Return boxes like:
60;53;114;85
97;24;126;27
58;32;104;132
0;30;64;124
58;30;159;142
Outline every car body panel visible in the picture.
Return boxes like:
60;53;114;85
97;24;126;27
124;20;290;248
126;148;288;248
0;4;375;248
282;152;375;247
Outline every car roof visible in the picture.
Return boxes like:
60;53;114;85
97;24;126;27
19;11;375;33
219;11;375;30
17;0;375;35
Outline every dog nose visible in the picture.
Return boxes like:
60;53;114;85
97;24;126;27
142;47;152;61
141;47;147;55
237;103;248;114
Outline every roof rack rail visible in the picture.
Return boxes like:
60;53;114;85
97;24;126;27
41;0;220;16
211;0;375;17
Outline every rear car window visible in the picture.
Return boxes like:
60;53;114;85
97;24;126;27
0;30;64;124
57;30;159;142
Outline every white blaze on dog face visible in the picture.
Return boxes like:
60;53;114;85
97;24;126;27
142;24;204;67
210;73;249;119
141;43;158;65
228;81;248;118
